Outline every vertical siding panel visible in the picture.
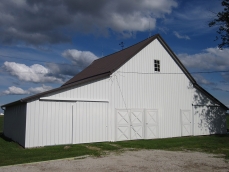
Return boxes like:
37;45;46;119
39;101;43;146
42;102;46;146
30;102;35;147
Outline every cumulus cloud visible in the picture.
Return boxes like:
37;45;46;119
178;47;229;83
2;86;29;95
28;85;53;94
45;63;80;82
2;48;97;84
178;48;229;71
62;49;98;69
3;61;64;83
173;31;190;40
192;74;215;86
0;0;177;45
2;85;53;95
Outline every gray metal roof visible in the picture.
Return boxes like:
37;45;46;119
62;34;160;86
1;34;228;110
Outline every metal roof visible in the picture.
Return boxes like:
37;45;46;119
62;34;160;86
1;34;228;110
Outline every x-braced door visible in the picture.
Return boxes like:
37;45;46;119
181;110;192;136
116;109;144;141
130;110;144;140
145;109;158;139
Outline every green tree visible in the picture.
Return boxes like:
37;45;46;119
209;0;229;49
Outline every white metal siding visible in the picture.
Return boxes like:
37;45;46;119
192;89;227;135
44;78;109;100
4;104;26;147
73;102;108;144
193;106;227;135
25;101;73;148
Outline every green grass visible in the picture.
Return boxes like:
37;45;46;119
0;115;229;166
115;135;229;159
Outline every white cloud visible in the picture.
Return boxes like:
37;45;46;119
2;85;52;95
178;47;229;83
178;48;229;71
3;61;64;83
2;49;98;84
173;31;190;40
2;86;29;95
62;49;98;69
28;85;53;94
192;74;215;86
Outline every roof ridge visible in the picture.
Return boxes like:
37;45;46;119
93;34;159;62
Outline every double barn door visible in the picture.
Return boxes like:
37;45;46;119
116;109;159;141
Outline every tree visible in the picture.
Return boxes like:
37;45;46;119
209;0;229;49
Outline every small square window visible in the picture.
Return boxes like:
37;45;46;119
154;60;160;72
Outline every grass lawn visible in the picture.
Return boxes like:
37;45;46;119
0;115;229;166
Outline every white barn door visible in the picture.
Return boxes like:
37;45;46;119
116;109;130;141
130;110;144;140
181;110;192;136
145;109;158;139
116;109;144;141
73;102;108;144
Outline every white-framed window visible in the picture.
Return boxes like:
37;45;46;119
154;60;160;72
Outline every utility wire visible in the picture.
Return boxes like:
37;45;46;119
1;69;229;75
0;54;104;69
117;70;229;75
0;54;76;66
1;54;229;75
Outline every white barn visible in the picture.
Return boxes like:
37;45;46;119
1;34;228;148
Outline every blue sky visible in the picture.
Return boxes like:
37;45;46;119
0;0;229;112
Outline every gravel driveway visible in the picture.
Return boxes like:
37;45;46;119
0;150;228;172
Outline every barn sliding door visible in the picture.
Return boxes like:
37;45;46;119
73;102;108;144
30;101;73;147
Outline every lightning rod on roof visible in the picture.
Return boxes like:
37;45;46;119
119;42;124;50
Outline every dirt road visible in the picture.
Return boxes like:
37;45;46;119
0;150;228;172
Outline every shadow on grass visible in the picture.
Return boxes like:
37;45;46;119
0;132;13;142
211;134;229;137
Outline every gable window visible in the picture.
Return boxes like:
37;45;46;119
154;60;160;72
